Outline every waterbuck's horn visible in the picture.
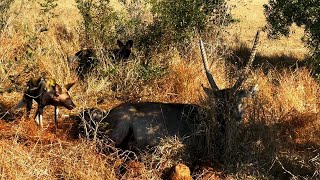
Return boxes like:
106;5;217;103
232;30;261;91
199;36;219;92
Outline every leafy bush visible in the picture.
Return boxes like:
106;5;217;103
149;0;230;50
76;0;153;51
37;0;58;31
264;0;320;75
75;0;231;58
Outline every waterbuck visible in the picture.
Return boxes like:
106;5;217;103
77;31;260;149
12;77;76;131
72;40;133;80
77;103;201;149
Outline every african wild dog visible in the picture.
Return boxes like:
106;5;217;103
110;39;133;60
76;31;261;150
72;39;133;80
12;77;76;131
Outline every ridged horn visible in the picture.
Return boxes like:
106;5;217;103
232;30;260;91
199;36;219;92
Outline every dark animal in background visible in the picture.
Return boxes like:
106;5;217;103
73;48;98;80
72;40;133;80
11;77;76;131
76;31;260;150
111;40;133;60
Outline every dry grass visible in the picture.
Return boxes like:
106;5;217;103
0;0;319;179
0;139;117;179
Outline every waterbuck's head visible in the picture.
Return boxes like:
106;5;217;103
199;30;260;129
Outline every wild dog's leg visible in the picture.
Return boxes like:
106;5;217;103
26;98;33;118
35;104;44;128
11;95;31;112
54;106;59;132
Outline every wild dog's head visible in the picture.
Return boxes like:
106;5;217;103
112;40;133;60
40;79;76;110
51;82;76;110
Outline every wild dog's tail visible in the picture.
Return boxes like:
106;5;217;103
11;99;26;112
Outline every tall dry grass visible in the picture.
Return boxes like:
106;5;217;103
0;139;117;179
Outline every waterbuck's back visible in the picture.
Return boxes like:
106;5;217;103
79;102;202;149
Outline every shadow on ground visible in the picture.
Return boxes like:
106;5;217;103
237;111;319;179
228;43;308;74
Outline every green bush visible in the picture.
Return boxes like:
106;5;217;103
149;0;230;51
37;0;58;31
76;0;154;52
264;0;320;75
75;0;231;58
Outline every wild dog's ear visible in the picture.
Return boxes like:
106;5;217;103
117;40;124;48
54;84;63;95
65;82;75;91
126;40;133;48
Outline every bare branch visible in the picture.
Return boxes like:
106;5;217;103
199;37;219;91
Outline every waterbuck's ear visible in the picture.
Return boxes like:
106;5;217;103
65;82;75;91
238;84;259;99
117;40;124;48
202;84;213;96
126;40;133;48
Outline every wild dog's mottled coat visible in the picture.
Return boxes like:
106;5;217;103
12;77;75;130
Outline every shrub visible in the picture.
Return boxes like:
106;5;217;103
264;0;320;75
37;0;58;31
148;0;230;51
